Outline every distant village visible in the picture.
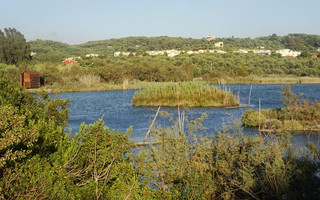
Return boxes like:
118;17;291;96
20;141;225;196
59;35;320;64
113;47;302;58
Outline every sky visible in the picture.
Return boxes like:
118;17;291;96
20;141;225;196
1;0;319;44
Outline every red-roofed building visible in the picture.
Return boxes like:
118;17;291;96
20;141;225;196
62;59;78;65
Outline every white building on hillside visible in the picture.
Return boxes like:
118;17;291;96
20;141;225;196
85;53;99;58
234;49;249;54
114;52;136;57
276;49;301;57
166;49;181;57
146;51;165;56
186;50;194;55
205;35;216;41
214;42;224;48
114;52;121;57
254;49;272;55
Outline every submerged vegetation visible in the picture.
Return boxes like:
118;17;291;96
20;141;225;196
1;78;320;199
242;85;320;133
132;82;238;107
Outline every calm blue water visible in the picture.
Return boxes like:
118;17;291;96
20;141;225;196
54;84;320;147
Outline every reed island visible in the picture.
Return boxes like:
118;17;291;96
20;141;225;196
132;82;239;107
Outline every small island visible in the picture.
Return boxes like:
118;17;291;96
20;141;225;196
132;82;239;107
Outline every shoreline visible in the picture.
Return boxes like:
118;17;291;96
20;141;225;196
27;76;320;94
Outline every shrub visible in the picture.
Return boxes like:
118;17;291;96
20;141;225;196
241;109;265;127
236;66;249;77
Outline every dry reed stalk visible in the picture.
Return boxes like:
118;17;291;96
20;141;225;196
122;79;129;90
248;85;252;107
79;74;101;87
143;107;161;142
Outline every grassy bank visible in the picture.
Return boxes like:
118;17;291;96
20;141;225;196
132;82;238;107
25;75;320;94
29;80;193;93
208;75;320;85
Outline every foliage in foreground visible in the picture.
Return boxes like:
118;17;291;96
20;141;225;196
132;82;238;107
136;113;320;199
242;85;320;132
1;78;320;199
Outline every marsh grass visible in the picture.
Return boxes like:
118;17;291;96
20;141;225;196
242;85;320;133
237;75;320;84
132;82;239;107
207;75;320;85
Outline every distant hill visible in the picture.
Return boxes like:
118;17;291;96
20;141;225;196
76;36;208;53
30;34;320;59
30;39;84;56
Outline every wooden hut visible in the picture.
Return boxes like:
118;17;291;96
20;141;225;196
21;72;40;89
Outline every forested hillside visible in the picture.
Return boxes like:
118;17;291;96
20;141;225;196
30;34;320;60
30;39;86;62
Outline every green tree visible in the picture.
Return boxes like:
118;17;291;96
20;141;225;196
0;30;5;62
0;28;31;65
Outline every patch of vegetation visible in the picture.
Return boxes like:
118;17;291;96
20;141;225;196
132;82;238;107
242;85;320;132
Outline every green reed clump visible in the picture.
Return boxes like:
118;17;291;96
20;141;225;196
132;82;238;107
242;85;320;132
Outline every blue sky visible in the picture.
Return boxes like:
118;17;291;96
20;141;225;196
1;0;319;44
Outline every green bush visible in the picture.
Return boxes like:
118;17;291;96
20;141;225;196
236;66;249;77
241;109;265;127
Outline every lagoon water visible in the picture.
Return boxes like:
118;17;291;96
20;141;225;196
55;84;320;148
